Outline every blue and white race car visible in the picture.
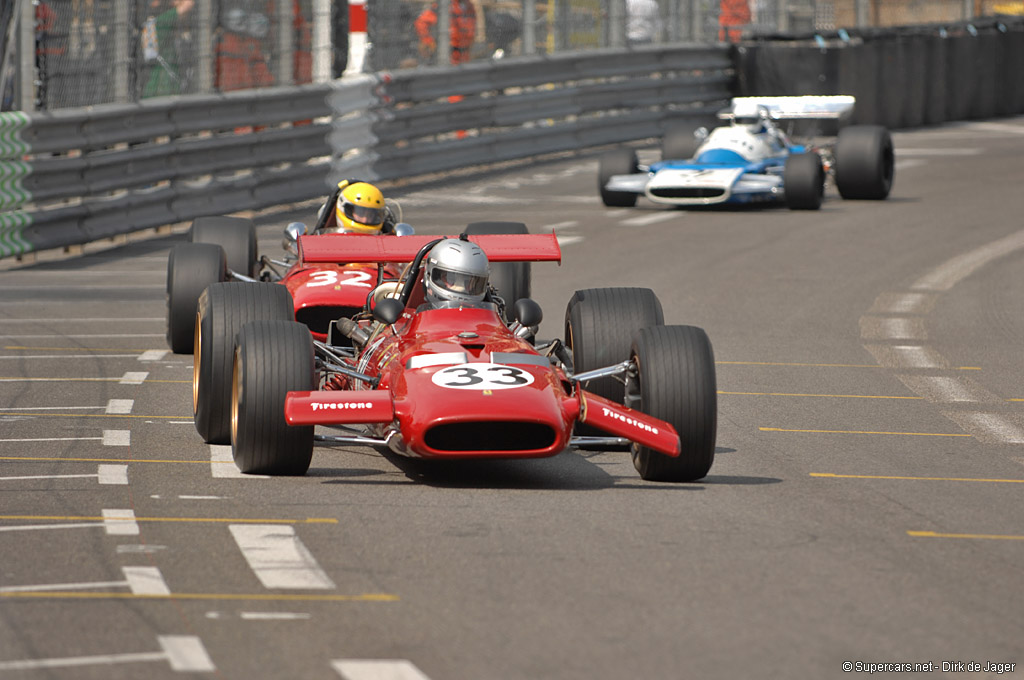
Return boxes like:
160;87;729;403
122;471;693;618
598;96;894;211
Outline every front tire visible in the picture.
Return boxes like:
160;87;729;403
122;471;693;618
629;325;717;482
465;221;531;321
166;243;226;354
194;282;295;444
190;216;258;278
834;125;895;200
783;152;824;210
598;149;639;207
232;320;314;475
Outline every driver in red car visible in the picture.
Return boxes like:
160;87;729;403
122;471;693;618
422;237;492;310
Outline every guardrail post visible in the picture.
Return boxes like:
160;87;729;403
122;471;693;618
113;0;129;102
18;0;33;111
609;0;626;48
855;0;869;27
276;0;294;86
312;0;331;82
197;0;214;92
437;0;452;65
523;0;537;55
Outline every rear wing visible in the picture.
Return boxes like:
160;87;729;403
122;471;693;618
298;233;562;265
717;95;856;122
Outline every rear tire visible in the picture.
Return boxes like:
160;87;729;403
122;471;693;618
661;125;701;161
598;149;639;207
565;287;663;406
834;125;895;200
190;216;258;278
194;282;295;444
783;152;824;210
232;320;315;475
167;243;226;354
465;221;531;321
629;325;717;482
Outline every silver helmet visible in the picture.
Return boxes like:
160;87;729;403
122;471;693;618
424;238;490;307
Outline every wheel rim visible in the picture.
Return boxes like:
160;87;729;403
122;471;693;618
192;312;202;414
231;347;241;444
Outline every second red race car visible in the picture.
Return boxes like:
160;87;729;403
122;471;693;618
191;229;718;483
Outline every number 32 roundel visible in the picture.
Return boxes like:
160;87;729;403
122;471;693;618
431;363;535;390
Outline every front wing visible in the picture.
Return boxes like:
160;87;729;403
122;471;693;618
605;167;784;206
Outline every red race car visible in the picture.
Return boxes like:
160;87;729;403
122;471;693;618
194;231;718;482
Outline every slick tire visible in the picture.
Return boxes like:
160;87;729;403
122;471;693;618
629;325;717;482
598;149;639;207
465;221;531;322
166;243;226;354
834;125;895;200
232;320;314;475
566;288;663;442
190;216;258;278
194;282;295;444
783;152;825;210
661;125;701;161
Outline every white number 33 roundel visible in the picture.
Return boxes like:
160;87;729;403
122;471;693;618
431;363;534;390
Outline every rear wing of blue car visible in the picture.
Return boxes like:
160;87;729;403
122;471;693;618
718;95;856;122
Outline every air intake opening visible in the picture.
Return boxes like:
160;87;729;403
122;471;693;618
295;306;361;334
650;187;726;199
424;422;556;452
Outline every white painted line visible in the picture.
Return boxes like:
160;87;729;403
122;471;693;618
119;371;149;385
229;524;336;590
896;375;995;403
0;523;103;533
968;122;1024;135
211;445;267;479
859;316;927;341
117;544;167;554
0;406;101;411
102;430;131;446
890;345;945;369
138;350;169;361
123;566;171;595
0;580;128;593
868;292;936;315
894;147;982;155
240;612;312;620
542;220;578;231
103;509;140;536
0;318;164;323
106;399;134;414
333;659;433;680
179;495;226;500
944;412;1024;444
0;355;139;359
621;212;678;226
98;464;128;485
0;651;168;671
158;635;216;672
0;285;165;291
912;228;1024;291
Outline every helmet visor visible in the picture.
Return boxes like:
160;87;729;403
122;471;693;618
343;202;385;227
430;267;488;297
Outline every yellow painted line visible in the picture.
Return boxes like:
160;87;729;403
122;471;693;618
761;427;971;437
908;530;1024;542
0;515;338;525
812;473;1024;484
1010;398;1024;402
717;360;981;370
3;346;160;352
0;412;190;420
0;456;206;464
721;391;922;400
0;591;397;602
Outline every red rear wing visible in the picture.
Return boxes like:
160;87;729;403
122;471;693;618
298;233;562;265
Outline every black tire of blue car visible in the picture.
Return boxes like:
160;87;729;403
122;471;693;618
598;149;639;207
194;282;295;444
565;288;664;441
232;320;315;475
464;221;531;322
629;325;717;482
661;125;701;162
834;125;895;200
783;152;825;210
190;216;259;278
166;243;226;354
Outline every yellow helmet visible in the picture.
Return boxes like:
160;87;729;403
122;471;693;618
333;181;386;234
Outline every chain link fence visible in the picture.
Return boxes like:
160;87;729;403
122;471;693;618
2;0;1021;110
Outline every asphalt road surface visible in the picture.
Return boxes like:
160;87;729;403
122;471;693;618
0;118;1022;679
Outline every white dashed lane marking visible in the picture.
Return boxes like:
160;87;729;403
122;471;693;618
210;445;267;479
102;430;131;446
119;372;148;385
621;212;679;226
0;635;215;673
102;509;140;536
333;659;433;680
229;525;336;590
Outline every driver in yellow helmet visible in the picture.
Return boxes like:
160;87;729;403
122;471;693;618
314;179;398;235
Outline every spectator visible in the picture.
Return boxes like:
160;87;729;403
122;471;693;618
626;0;659;46
215;0;273;92
141;0;196;97
415;0;477;65
484;9;520;58
719;0;750;42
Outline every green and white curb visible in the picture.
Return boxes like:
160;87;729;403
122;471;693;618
0;211;33;258
0;111;31;160
0;160;32;210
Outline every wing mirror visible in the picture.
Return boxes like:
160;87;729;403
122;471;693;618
513;298;543;328
282;222;307;255
373;297;404;325
393;222;415;236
